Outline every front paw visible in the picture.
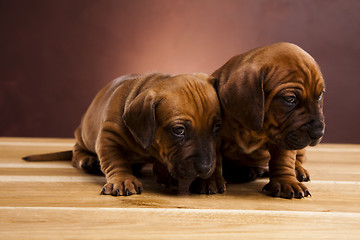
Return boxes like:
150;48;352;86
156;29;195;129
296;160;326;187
223;165;268;183
190;175;228;194
262;177;311;199
295;162;311;182
101;175;143;196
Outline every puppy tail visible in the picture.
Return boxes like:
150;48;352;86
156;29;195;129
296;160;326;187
22;151;73;161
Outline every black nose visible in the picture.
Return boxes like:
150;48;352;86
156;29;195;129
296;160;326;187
194;162;212;174
308;121;325;139
194;156;212;174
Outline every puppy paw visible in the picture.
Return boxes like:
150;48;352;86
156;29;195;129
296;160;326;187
177;178;195;195
262;177;311;199
244;167;269;182
80;157;103;176
101;175;143;196
295;164;311;182
224;166;268;183
190;175;228;194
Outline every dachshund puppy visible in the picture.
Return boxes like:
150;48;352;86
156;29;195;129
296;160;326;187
24;73;225;195
212;42;325;198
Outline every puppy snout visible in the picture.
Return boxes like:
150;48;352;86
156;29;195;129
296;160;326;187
194;156;213;175
195;162;212;174
307;120;325;139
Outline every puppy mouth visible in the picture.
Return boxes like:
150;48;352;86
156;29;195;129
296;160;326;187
170;161;197;180
280;125;324;150
283;133;312;150
196;168;213;179
309;136;323;146
171;156;215;180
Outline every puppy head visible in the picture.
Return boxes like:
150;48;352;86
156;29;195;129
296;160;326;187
123;73;222;181
217;42;325;150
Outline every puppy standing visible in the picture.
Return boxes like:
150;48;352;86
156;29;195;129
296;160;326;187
212;42;325;199
24;73;225;195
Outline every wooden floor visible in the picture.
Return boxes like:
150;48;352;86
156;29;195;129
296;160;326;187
1;137;360;239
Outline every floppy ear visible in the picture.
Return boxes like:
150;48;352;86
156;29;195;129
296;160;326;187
208;76;220;93
122;90;159;149
219;65;265;131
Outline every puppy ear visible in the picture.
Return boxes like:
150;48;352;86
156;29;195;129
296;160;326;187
123;90;159;149
209;76;220;93
219;66;265;131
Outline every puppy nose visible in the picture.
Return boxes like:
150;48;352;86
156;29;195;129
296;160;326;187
195;164;211;174
309;129;324;140
194;158;212;174
308;121;325;139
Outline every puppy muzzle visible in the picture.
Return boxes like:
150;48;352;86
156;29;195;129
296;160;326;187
307;120;325;141
283;120;325;150
194;156;213;175
172;155;214;180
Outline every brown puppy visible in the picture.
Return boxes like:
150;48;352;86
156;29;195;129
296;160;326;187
212;42;325;199
23;73;224;195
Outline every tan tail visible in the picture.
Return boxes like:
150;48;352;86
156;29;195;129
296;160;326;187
22;151;73;161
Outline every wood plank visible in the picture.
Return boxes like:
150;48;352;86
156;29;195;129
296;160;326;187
1;207;359;240
1;137;360;239
1;175;360;212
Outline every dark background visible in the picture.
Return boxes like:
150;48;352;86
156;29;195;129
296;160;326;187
1;0;359;143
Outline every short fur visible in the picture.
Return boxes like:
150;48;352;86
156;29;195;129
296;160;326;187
24;73;226;196
212;42;325;199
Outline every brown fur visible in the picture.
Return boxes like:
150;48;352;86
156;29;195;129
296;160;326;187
212;42;325;199
24;73;226;196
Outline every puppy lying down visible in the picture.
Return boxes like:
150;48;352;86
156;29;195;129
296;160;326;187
24;73;227;196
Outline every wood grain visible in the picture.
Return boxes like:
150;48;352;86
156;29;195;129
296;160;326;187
0;137;359;239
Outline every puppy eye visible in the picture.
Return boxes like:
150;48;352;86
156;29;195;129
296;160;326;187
213;123;222;135
318;93;323;101
172;126;185;137
283;96;297;105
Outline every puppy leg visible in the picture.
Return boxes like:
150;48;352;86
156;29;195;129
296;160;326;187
97;127;143;196
223;164;268;183
190;154;227;194
72;127;103;175
72;143;103;175
177;178;195;195
295;149;310;182
263;145;311;199
153;160;177;187
222;150;270;183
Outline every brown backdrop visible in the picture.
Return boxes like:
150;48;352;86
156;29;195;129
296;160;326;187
1;0;360;143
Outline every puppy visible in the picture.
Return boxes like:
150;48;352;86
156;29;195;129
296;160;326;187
212;42;325;199
24;73;225;195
